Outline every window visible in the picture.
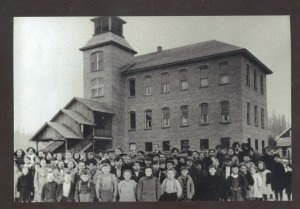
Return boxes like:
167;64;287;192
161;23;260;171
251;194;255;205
282;147;287;157
220;138;230;149
200;103;209;124
145;110;152;129
200;139;209;150
129;111;136;130
247;102;251;125
94;17;109;34
145;142;153;152
91;51;104;71
129;79;135;97
163;141;170;151
161;72;170;93
254;70;257;91
247;138;251;147
91;77;104;98
111;18;123;36
179;69;188;90
260;75;264;95
219;73;229;85
129;143;136;153
199;65;209;88
246;64;250;87
180;105;189;126
255;139;259;150
261;108;265;129
254;105;258;127
262;140;265;150
144;75;152;95
220;101;230;123
162;107;170;128
181;140;189;150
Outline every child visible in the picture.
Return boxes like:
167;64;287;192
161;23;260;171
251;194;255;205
191;161;207;201
112;156;123;181
257;161;272;201
34;158;49;202
249;164;263;200
206;165;223;201
14;161;22;202
17;167;34;202
160;168;182;201
118;169;137;202
137;166;162;202
53;167;64;185
225;164;247;201
87;159;101;184
285;164;292;201
74;169;96;202
57;172;75;202
239;163;254;200
41;172;59;202
96;163;118;202
131;161;144;183
271;154;286;201
74;161;86;184
177;166;195;201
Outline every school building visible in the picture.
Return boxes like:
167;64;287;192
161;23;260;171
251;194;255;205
30;16;272;154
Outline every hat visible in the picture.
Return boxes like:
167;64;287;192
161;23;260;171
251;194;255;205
106;149;114;154
180;166;189;171
186;156;194;162
101;159;111;164
166;159;175;165
86;158;97;166
171;147;180;153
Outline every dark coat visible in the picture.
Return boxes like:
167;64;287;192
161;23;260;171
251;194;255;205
225;174;247;199
41;181;59;202
17;175;34;202
271;162;286;191
131;171;144;183
206;174;223;201
259;155;274;171
56;183;76;202
285;171;292;194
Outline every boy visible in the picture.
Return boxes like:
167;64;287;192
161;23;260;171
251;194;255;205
87;159;101;184
118;169;137;201
160;168;182;201
57;172;75;202
111;156;124;180
206;165;223;201
96;163;118;202
74;169;96;202
41;172;59;202
225;164;246;201
239;163;254;200
17;166;34;202
74;161;86;184
131;161;144;183
177;166;195;201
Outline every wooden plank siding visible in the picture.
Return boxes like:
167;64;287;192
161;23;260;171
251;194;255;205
53;112;82;137
67;101;94;123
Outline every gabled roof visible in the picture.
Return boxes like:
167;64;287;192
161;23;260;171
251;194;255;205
275;127;291;147
65;97;114;114
122;40;273;74
30;122;82;141
61;109;95;126
275;127;292;141
79;32;137;54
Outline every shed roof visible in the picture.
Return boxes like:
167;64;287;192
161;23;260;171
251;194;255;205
47;122;82;139
61;109;95;125
122;40;273;74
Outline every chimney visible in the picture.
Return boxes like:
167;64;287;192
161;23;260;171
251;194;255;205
157;46;162;52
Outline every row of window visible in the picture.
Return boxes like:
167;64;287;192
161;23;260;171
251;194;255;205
246;102;265;129
246;64;264;95
131;138;265;152
128;63;230;97
129;101;230;130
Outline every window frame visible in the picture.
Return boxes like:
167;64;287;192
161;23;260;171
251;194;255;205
91;51;104;72
162;141;171;152
91;77;104;98
254;70;257;91
260;74;264;95
219;73;229;85
145;109;152;130
200;139;209;150
246;64;251;87
129;111;136;131
179;69;188;91
145;142;153;152
199;65;209;88
144;75;152;96
254;105;258;127
161;72;170;93
128;78;136;97
200;103;209;125
180;139;190;150
261;108;265;129
220;100;230;124
247;102;251;125
180;105;189;127
220;137;230;149
162;107;170;128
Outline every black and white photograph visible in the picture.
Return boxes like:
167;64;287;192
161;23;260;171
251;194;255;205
13;16;291;203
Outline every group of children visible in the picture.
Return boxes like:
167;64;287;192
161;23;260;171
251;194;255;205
14;142;292;202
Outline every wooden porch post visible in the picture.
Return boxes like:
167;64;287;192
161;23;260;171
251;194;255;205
65;138;68;153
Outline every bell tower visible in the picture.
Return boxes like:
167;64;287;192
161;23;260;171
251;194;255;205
79;16;136;149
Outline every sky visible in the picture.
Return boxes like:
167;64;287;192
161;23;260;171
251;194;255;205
14;16;291;134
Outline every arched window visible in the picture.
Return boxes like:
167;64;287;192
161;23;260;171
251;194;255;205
91;51;104;71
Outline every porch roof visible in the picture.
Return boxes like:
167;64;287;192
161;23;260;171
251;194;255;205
61;109;96;125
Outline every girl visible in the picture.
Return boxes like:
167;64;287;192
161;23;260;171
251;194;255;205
17;167;34;202
57;172;75;202
257;161;272;201
73;152;81;164
96;163;118;202
249;164;263;200
45;151;55;168
239;163;254;200
137;166;162;202
14;162;22;202
26;147;36;165
118;169;137;202
14;149;25;169
34;158;49;202
160;169;182;201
